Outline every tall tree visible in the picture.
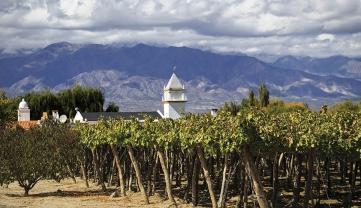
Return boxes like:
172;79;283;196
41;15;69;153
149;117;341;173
23;90;61;120
248;89;256;106
105;102;119;112
0;91;17;126
258;84;270;107
57;85;105;117
222;102;241;116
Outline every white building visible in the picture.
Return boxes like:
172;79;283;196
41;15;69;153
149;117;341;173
162;73;187;119
73;111;162;124
17;98;41;129
18;98;30;121
74;73;187;123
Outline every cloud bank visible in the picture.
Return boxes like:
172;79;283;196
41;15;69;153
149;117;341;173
1;0;361;57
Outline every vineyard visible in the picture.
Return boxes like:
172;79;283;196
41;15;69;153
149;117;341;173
1;105;361;207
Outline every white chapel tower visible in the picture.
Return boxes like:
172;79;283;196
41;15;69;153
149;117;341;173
162;73;187;119
18;98;30;121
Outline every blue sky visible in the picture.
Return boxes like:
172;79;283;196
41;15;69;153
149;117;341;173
1;0;361;57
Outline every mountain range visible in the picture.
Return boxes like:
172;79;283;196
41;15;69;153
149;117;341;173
1;42;361;111
273;55;361;78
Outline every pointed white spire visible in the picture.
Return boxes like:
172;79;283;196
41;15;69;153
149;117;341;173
165;73;184;90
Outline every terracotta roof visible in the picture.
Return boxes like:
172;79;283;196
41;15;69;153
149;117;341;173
18;120;39;129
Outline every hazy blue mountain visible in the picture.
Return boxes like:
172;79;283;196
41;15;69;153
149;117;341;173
1;42;361;110
273;55;361;78
249;53;284;63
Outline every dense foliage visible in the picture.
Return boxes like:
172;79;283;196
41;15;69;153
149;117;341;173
1;87;361;207
0;90;17;127
0;121;82;195
71;106;361;208
0;86;104;121
58;85;104;118
105;102;120;112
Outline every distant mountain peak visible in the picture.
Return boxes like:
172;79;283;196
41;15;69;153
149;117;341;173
44;41;73;48
42;42;79;54
133;43;151;48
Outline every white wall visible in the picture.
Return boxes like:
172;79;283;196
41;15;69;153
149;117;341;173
73;111;84;123
18;109;30;121
163;90;186;101
164;102;185;119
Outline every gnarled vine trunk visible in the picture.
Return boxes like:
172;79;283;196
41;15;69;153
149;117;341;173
127;145;149;204
271;153;279;208
110;144;126;196
157;149;177;205
218;153;230;208
293;153;302;206
243;145;269;208
304;152;314;208
92;148;106;191
196;145;217;208
192;153;200;206
78;154;89;188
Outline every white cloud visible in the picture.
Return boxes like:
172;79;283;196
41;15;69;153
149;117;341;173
317;34;335;41
0;0;361;57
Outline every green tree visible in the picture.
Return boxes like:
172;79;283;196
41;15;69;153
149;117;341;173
0;127;11;186
0;121;81;196
258;84;270;107
57;85;105;117
222;102;241;116
105;102;119;112
0;91;17;126
330;100;360;112
0;90;6;99
22;90;61;120
266;100;308;114
248;89;256;106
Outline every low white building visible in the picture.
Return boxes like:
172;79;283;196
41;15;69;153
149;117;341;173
17;73;218;126
17;99;40;129
74;73;187;123
73;111;162;124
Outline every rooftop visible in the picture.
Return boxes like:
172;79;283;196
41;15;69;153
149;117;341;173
80;111;162;121
18;121;39;129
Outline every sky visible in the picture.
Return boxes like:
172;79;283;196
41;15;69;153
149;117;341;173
1;0;361;57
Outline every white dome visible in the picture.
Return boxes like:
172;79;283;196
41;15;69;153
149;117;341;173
19;98;29;109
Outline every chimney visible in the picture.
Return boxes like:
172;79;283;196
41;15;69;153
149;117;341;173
210;108;218;117
41;112;48;120
52;110;59;120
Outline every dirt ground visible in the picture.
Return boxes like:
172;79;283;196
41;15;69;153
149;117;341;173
2;177;361;207
0;178;194;208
